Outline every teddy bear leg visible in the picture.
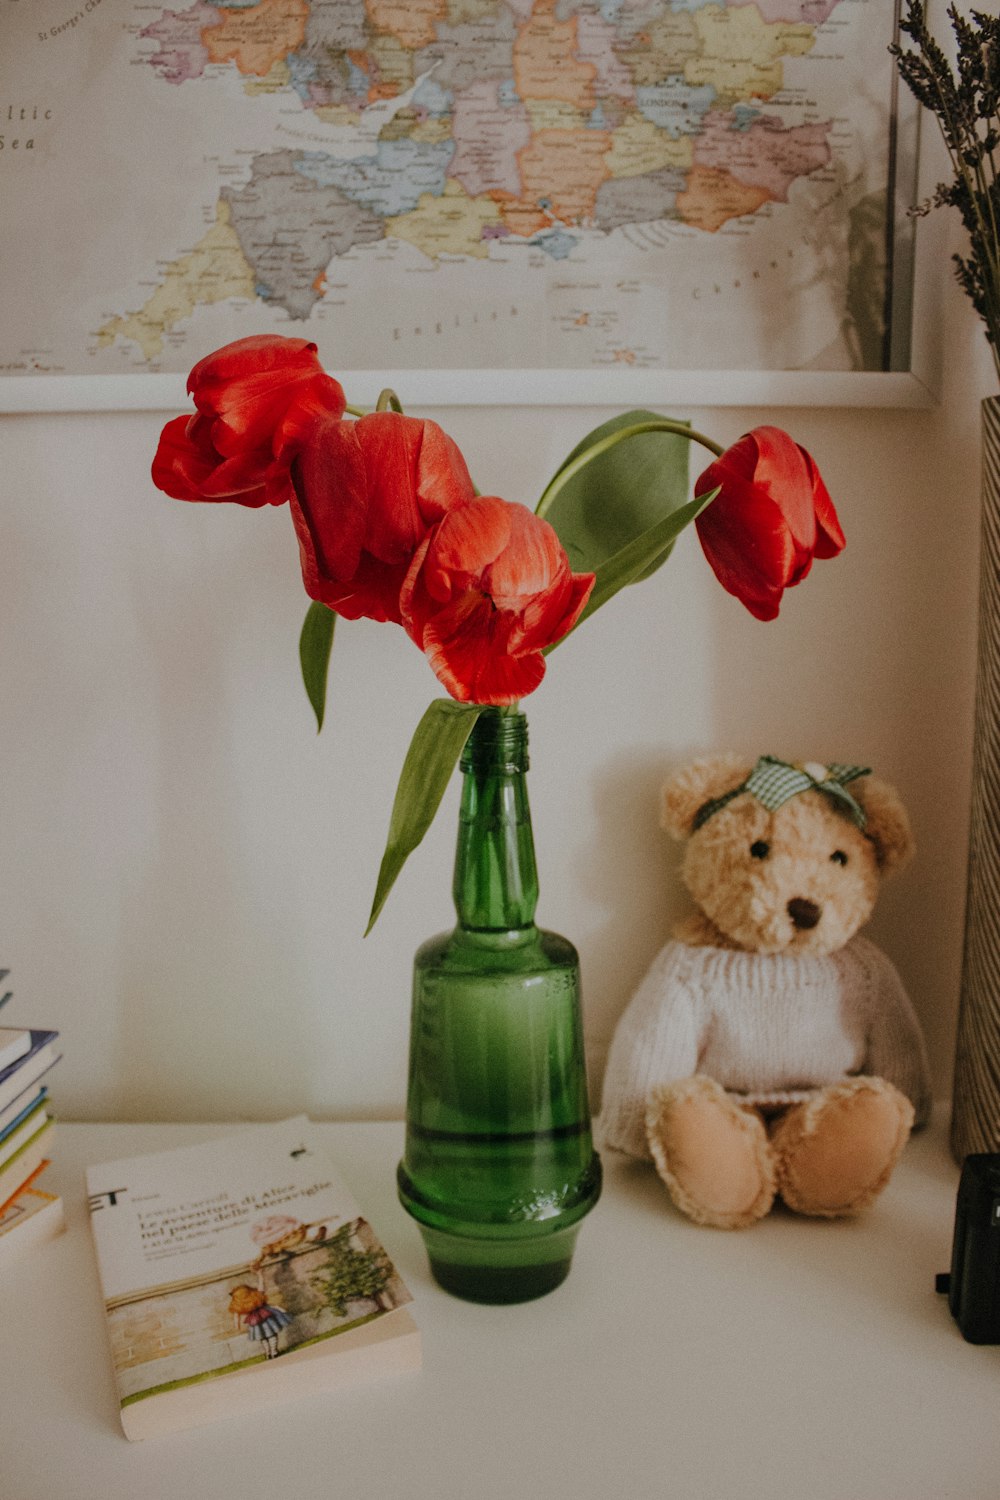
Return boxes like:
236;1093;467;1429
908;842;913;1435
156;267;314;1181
771;1077;915;1218
645;1075;776;1230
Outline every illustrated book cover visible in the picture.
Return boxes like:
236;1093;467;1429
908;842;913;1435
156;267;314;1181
86;1117;420;1440
0;1166;64;1267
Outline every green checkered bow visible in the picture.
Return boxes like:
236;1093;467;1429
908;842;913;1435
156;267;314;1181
693;756;871;832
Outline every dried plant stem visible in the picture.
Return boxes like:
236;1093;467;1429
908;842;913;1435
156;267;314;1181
893;2;1000;385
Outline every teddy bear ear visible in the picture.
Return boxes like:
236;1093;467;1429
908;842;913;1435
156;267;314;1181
855;775;915;874
660;753;753;840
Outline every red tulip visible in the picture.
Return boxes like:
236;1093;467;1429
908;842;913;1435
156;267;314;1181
151;335;345;507
400;497;595;704
694;426;844;621
290;411;477;623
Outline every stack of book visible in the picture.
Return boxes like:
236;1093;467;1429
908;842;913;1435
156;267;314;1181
0;972;64;1266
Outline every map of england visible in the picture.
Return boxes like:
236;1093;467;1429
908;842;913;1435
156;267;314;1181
2;0;910;381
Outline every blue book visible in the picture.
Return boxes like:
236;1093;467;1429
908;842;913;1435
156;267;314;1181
0;1097;49;1170
0;1086;48;1143
0;1032;60;1117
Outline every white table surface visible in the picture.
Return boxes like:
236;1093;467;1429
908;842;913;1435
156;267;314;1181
0;1116;995;1500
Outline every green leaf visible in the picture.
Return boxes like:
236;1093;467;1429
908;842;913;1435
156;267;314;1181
548;487;720;648
535;411;692;584
366;699;484;935
299;601;336;732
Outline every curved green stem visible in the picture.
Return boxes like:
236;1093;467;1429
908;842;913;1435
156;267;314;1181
344;390;405;418
534;418;724;520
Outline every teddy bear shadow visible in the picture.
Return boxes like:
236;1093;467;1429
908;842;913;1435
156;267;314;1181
607;1120;959;1338
574;748;691;1102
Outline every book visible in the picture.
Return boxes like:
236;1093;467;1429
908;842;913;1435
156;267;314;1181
0;1155;49;1204
0;1095;49;1166
0;1117;55;1208
0;1084;47;1140
87;1117;420;1440
0;1165;64;1268
0;1030;60;1116
0;1028;32;1072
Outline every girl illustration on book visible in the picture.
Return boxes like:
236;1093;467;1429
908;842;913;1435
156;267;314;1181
228;1282;292;1360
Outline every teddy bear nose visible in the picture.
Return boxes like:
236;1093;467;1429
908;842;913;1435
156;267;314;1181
788;897;821;930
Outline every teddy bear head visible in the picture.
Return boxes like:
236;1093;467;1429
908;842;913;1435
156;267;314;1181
660;753;914;957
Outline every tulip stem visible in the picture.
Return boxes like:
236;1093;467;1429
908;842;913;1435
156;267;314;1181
344;396;406;418
534;418;725;521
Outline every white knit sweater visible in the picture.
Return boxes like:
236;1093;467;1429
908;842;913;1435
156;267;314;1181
599;935;932;1161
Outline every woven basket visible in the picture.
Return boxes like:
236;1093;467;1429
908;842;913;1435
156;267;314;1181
953;396;1000;1161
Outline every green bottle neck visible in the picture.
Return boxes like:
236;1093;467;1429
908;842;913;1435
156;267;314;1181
452;710;539;934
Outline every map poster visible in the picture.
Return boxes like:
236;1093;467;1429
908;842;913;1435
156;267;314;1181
1;0;916;406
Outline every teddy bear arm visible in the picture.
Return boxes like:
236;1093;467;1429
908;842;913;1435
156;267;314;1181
598;945;703;1160
859;947;933;1129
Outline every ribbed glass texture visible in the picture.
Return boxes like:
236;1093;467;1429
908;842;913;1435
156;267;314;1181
397;709;601;1302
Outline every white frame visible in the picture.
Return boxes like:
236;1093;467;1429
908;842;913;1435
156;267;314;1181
1;8;944;415
0;362;941;413
1;251;942;416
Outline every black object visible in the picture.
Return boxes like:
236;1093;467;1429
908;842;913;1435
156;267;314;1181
937;1153;1000;1343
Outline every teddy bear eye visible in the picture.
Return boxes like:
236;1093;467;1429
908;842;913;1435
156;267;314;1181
750;840;770;859
831;849;848;866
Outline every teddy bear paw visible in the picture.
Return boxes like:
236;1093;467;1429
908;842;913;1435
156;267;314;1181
771;1076;914;1218
645;1075;777;1230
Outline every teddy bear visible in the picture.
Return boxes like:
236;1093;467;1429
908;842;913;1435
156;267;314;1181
599;753;932;1229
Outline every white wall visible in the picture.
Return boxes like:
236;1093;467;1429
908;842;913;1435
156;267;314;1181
0;253;992;1124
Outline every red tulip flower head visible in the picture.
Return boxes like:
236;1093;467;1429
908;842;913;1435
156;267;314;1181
290;411;477;624
151;335;345;508
694;426;844;621
400;497;595;705
150;334;846;929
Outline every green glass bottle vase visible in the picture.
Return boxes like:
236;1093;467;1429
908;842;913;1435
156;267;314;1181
397;708;602;1303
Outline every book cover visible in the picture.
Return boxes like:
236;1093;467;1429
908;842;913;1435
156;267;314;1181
0;1028;31;1072
86;1117;420;1440
0;1166;64;1267
0;1031;60;1116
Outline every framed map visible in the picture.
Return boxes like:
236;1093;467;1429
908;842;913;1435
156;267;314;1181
1;0;934;410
